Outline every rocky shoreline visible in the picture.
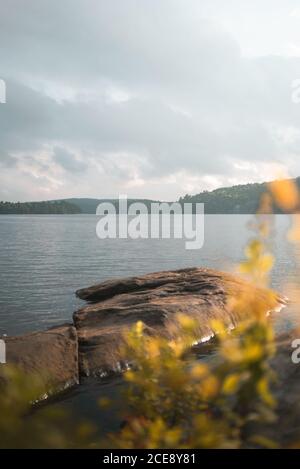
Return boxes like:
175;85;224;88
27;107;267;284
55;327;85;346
5;267;286;393
4;266;300;443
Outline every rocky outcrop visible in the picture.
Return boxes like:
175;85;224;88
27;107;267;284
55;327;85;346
5;324;79;394
3;266;300;444
74;267;284;377
3;267;285;391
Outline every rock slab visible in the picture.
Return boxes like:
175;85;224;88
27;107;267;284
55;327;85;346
5;324;79;393
75;267;283;376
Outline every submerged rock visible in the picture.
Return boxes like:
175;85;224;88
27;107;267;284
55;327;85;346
5;324;79;394
75;267;284;377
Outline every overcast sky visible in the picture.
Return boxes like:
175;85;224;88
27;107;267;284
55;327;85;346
1;0;300;202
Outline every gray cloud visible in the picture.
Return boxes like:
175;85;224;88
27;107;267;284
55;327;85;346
0;0;300;201
53;146;87;173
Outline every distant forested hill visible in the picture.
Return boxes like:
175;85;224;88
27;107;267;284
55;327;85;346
179;177;300;214
0;200;81;214
2;177;300;215
60;198;161;214
0;198;161;214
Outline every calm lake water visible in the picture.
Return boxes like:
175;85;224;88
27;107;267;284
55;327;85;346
0;214;298;336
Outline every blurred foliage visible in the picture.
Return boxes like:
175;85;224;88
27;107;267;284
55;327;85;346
0;366;95;448
109;314;277;449
109;177;300;449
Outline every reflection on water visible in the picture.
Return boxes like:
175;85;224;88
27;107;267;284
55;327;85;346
35;375;127;438
0;214;298;335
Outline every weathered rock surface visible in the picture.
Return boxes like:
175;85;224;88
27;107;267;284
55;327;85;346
75;267;284;377
3;267;286;394
5;324;79;393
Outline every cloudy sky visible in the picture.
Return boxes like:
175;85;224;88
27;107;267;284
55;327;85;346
0;0;300;202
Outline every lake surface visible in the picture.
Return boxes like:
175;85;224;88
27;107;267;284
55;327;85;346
0;214;299;336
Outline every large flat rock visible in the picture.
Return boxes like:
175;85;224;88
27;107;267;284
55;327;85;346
5;324;79;394
74;267;284;377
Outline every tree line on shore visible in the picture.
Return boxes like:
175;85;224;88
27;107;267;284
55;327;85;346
1;177;300;214
0;200;81;214
179;177;300;213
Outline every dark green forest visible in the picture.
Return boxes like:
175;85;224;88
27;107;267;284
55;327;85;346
0;198;160;214
179;177;300;213
0;200;81;214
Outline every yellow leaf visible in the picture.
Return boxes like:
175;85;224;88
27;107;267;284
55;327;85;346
222;373;241;395
190;363;208;380
269;179;299;212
